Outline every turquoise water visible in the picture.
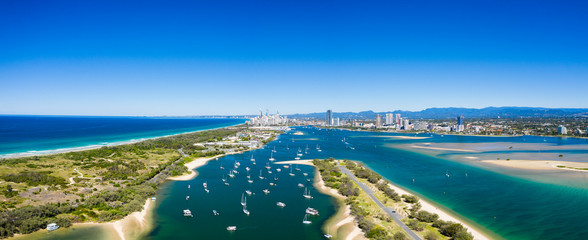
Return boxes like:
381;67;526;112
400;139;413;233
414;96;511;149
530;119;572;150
0;116;245;157
148;127;588;240
22;126;588;239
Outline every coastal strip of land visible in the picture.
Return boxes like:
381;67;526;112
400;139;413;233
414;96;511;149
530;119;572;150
277;159;491;240
274;160;366;240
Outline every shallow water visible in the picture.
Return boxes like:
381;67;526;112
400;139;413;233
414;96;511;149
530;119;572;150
26;127;588;240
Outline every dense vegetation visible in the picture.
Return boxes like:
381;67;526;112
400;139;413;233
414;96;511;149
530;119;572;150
314;158;474;240
1;171;67;187
0;127;245;238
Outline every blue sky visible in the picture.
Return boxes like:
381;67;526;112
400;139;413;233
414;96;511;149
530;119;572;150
1;0;587;115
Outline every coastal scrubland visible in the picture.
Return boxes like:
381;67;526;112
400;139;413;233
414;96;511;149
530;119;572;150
0;126;275;238
313;158;474;240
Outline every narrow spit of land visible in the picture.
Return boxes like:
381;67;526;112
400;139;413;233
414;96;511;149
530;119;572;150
336;162;421;240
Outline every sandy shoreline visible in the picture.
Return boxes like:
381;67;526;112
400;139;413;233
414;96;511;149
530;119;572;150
72;198;153;240
279;160;490;240
384;183;489;240
481;159;588;172
0;123;244;159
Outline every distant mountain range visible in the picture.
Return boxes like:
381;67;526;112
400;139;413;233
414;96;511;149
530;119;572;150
286;107;588;119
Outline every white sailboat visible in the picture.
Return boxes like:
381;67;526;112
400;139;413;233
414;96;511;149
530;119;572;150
302;214;311;224
289;165;295;176
259;170;264;180
243;205;250;215
269;152;275;161
241;193;246;206
250;153;255;162
303;188;313;199
276;202;286;207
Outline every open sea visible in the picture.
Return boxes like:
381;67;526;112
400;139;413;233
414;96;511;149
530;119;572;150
0;115;246;158
8;123;588;240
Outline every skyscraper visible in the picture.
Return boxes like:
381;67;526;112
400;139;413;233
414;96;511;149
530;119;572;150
385;113;393;125
394;114;401;125
558;125;568;135
456;115;465;132
326;110;333;126
376;114;382;128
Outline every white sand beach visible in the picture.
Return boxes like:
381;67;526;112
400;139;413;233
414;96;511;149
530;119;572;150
481;159;588;171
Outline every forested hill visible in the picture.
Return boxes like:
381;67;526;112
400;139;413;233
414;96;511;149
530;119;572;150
287;107;588;119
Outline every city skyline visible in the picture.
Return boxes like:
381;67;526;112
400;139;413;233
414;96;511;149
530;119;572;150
1;0;588;116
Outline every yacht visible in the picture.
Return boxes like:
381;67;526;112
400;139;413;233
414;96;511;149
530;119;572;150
272;146;277;153
276;202;286;207
227;226;237;231
268;170;272;174
245;190;252;196
203;182;207;189
229;171;235;178
276;168;282;172
289;167;295;176
306;207;319;215
246;167;250;171
248;179;254;183
298;183;304;188
297;147;303;157
204;188;210;193
303;188;313;199
294;156;301;160
303;173;308;176
269;182;275;186
263;189;270;194
302;214;311;224
269;152;275;161
188;185;190;189
283;165;290;169
213;210;219;216
243;206;250;215
186;195;190;200
183;209;193;217
259;170;264;180
250;153;255;162
241;194;246;206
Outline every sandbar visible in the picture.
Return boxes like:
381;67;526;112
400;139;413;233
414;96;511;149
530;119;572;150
481;160;588;172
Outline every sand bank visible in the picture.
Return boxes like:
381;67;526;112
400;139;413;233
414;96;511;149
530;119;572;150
274;159;315;166
385;183;489;240
481;160;588;172
168;149;253;181
72;198;154;240
410;145;478;152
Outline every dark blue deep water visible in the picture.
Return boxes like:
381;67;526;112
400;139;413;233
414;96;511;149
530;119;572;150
0;115;245;157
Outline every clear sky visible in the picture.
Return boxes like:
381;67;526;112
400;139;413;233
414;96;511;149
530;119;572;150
1;0;587;116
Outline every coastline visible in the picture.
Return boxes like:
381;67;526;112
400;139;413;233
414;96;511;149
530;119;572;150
384;183;490;240
276;160;366;240
277;159;491;240
0;122;245;159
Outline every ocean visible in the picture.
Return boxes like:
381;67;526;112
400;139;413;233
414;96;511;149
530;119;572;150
0;115;246;158
10;125;588;240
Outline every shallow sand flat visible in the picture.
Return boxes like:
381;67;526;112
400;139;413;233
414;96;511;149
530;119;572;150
274;159;315;166
410;145;479;152
354;135;431;140
481;160;588;171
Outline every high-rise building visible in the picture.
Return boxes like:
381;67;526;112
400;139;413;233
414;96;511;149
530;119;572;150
333;118;340;126
403;119;410;130
326;110;333;126
394;114;401;125
385;113;393;125
558;125;568;135
376;114;382;128
456;115;465;132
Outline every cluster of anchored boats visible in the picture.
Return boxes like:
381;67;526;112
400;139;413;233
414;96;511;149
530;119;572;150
180;142;327;234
